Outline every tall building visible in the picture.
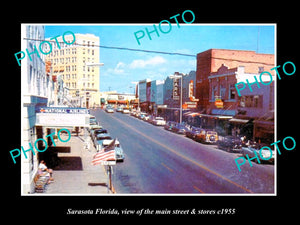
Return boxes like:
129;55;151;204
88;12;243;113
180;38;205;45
46;33;101;108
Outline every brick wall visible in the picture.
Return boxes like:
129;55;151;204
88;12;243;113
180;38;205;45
196;49;275;112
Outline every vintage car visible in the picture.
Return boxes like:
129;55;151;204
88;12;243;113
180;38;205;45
195;129;218;144
171;123;190;135
94;133;112;151
217;136;243;152
164;121;177;131
185;126;202;139
152;117;166;126
241;143;275;163
105;106;114;113
122;107;130;114
102;139;125;162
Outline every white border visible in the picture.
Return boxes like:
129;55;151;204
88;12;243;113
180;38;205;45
21;23;277;196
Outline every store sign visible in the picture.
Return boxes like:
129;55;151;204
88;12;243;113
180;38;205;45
189;80;194;100
40;107;90;114
173;78;180;100
36;113;90;127
215;99;224;108
184;101;197;109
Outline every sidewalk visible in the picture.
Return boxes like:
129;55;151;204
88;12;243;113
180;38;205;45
42;131;112;195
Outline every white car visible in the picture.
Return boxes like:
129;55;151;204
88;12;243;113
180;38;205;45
153;117;166;126
122;108;130;114
105;106;114;113
241;145;275;164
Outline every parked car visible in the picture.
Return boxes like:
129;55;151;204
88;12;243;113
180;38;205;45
172;123;189;134
241;143;275;163
105;106;114;113
138;112;147;120
116;106;123;112
93;128;108;138
164;121;177;131
195;129;218;144
143;114;151;121
130;110;137;116
217;136;243;152
152;117;166;126
89;125;103;137
122;107;130;114
102;139;125;162
89;115;98;126
94;133;112;151
185;126;202;139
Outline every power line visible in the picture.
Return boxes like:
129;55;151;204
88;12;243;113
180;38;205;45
23;38;196;58
23;38;274;65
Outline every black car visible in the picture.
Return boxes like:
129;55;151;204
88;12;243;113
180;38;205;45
217;136;242;152
172;124;189;135
185;127;201;139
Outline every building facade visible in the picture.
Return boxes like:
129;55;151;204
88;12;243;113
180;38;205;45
21;25;55;194
46;33;101;108
196;49;275;112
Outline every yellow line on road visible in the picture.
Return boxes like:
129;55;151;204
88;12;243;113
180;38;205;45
193;185;205;193
161;162;173;172
104;112;254;194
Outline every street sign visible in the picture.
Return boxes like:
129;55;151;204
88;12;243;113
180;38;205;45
173;78;180;100
100;161;116;165
184;101;197;109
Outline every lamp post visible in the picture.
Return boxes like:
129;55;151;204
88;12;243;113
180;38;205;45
169;74;183;124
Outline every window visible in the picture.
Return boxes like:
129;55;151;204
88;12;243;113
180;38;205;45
212;86;217;100
259;67;264;73
220;85;226;99
239;95;263;108
229;84;236;100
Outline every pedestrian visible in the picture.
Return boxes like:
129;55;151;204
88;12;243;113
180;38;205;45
38;160;54;184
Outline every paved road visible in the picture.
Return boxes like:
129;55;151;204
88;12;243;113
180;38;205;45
91;109;274;194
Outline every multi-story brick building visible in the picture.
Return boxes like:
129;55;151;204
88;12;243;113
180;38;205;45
195;49;275;143
196;49;275;112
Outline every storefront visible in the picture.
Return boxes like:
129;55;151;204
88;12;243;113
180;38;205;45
253;119;274;144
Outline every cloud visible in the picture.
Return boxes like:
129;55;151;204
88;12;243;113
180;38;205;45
106;61;126;75
129;56;167;69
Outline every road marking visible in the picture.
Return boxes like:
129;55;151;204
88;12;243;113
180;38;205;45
100;111;254;194
193;185;205;193
161;162;173;172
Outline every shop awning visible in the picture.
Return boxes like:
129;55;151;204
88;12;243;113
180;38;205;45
229;118;250;123
117;100;128;104
107;100;117;104
199;114;232;119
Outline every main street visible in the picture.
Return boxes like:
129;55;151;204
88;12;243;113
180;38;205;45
91;109;274;194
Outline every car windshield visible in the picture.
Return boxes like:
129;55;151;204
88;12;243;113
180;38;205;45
155;117;164;120
207;131;217;135
97;136;112;141
95;129;107;134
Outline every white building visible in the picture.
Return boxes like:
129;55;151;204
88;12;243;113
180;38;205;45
21;25;55;194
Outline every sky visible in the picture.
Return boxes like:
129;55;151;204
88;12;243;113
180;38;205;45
45;24;275;93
